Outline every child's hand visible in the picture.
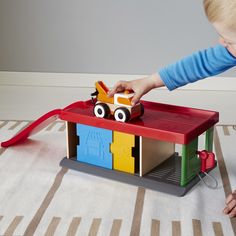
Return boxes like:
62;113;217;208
108;73;164;105
223;190;236;217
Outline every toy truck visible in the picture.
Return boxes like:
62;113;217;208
91;81;144;122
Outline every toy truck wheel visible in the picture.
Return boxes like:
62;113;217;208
94;103;110;118
114;107;130;122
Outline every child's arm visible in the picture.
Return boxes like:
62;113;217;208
109;45;236;105
159;44;236;91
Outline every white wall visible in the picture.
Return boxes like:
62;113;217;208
1;1;236;77
0;0;220;74
0;72;236;124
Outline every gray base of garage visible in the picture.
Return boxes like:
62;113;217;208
60;154;216;197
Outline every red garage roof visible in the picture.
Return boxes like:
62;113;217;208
60;100;219;144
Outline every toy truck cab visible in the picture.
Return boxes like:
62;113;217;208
91;81;144;122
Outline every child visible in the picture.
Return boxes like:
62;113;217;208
108;0;236;217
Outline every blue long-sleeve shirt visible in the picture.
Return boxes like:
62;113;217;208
159;44;236;91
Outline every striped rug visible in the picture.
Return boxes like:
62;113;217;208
0;120;235;236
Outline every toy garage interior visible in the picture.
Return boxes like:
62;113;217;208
60;99;219;196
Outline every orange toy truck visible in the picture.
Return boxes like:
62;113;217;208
91;81;144;122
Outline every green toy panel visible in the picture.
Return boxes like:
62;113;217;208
181;138;200;186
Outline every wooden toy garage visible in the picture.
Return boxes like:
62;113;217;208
60;99;219;196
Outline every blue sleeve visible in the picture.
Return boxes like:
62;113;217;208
159;45;236;91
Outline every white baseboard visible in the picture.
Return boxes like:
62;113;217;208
0;71;236;91
0;71;236;124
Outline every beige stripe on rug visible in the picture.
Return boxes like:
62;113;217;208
130;187;146;236
151;219;160;236
109;219;122;236
192;219;202;236
3;216;23;236
88;218;101;236
212;222;224;236
214;128;236;235
66;217;81;236
44;217;61;236
23;168;68;236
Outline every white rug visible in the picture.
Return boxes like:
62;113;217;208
0;120;235;236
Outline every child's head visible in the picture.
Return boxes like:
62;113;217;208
203;0;236;30
203;0;236;56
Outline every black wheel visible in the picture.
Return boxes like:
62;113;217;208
114;107;130;122
93;103;110;118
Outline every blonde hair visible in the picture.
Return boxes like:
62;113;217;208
203;0;236;29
